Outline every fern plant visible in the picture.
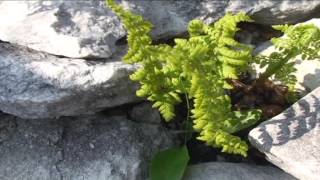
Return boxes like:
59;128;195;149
256;23;320;89
106;0;320;156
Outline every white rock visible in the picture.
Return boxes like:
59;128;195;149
0;43;139;119
0;0;223;58
184;162;296;180
0;1;126;58
227;0;320;25
249;87;320;180
1;1;320;58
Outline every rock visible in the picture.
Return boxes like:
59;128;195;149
1;1;320;58
183;162;296;180
249;87;320;180
0;0;226;58
59;114;174;180
0;1;126;58
0;43;139;119
251;18;320;94
0;112;175;180
0;113;63;180
227;0;320;25
129;102;162;124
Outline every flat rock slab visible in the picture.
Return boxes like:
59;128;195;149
183;162;296;180
0;112;174;180
0;0;320;58
0;43;139;119
249;87;320;180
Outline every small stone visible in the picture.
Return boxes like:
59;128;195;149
89;143;95;149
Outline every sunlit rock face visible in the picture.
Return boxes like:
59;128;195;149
0;43;139;119
0;0;319;58
249;87;320;180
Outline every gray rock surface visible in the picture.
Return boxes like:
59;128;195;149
183;162;296;180
0;43;139;119
0;113;63;180
227;0;320;25
249;87;320;180
0;112;175;180
129;102;161;124
0;0;319;58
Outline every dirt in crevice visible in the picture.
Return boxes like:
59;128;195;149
162;71;298;166
228;73;294;120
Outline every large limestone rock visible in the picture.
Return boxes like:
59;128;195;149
0;1;126;58
183;162;296;180
0;0;225;58
249;87;320;180
0;112;175;180
0;43;139;119
227;0;320;25
0;0;319;58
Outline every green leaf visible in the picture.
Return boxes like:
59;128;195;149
150;146;190;180
220;109;261;134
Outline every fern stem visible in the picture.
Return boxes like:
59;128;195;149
183;92;191;145
258;51;297;81
179;76;191;145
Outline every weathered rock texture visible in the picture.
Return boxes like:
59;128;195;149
249;87;320;180
0;0;319;58
0;112;174;180
227;0;320;24
0;113;62;180
183;162;296;180
0;1;126;58
0;43;139;119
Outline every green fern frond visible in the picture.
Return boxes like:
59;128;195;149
107;0;261;156
258;22;320;90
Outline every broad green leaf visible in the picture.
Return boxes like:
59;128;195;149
150;146;189;180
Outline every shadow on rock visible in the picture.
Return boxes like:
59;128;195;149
251;93;320;152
